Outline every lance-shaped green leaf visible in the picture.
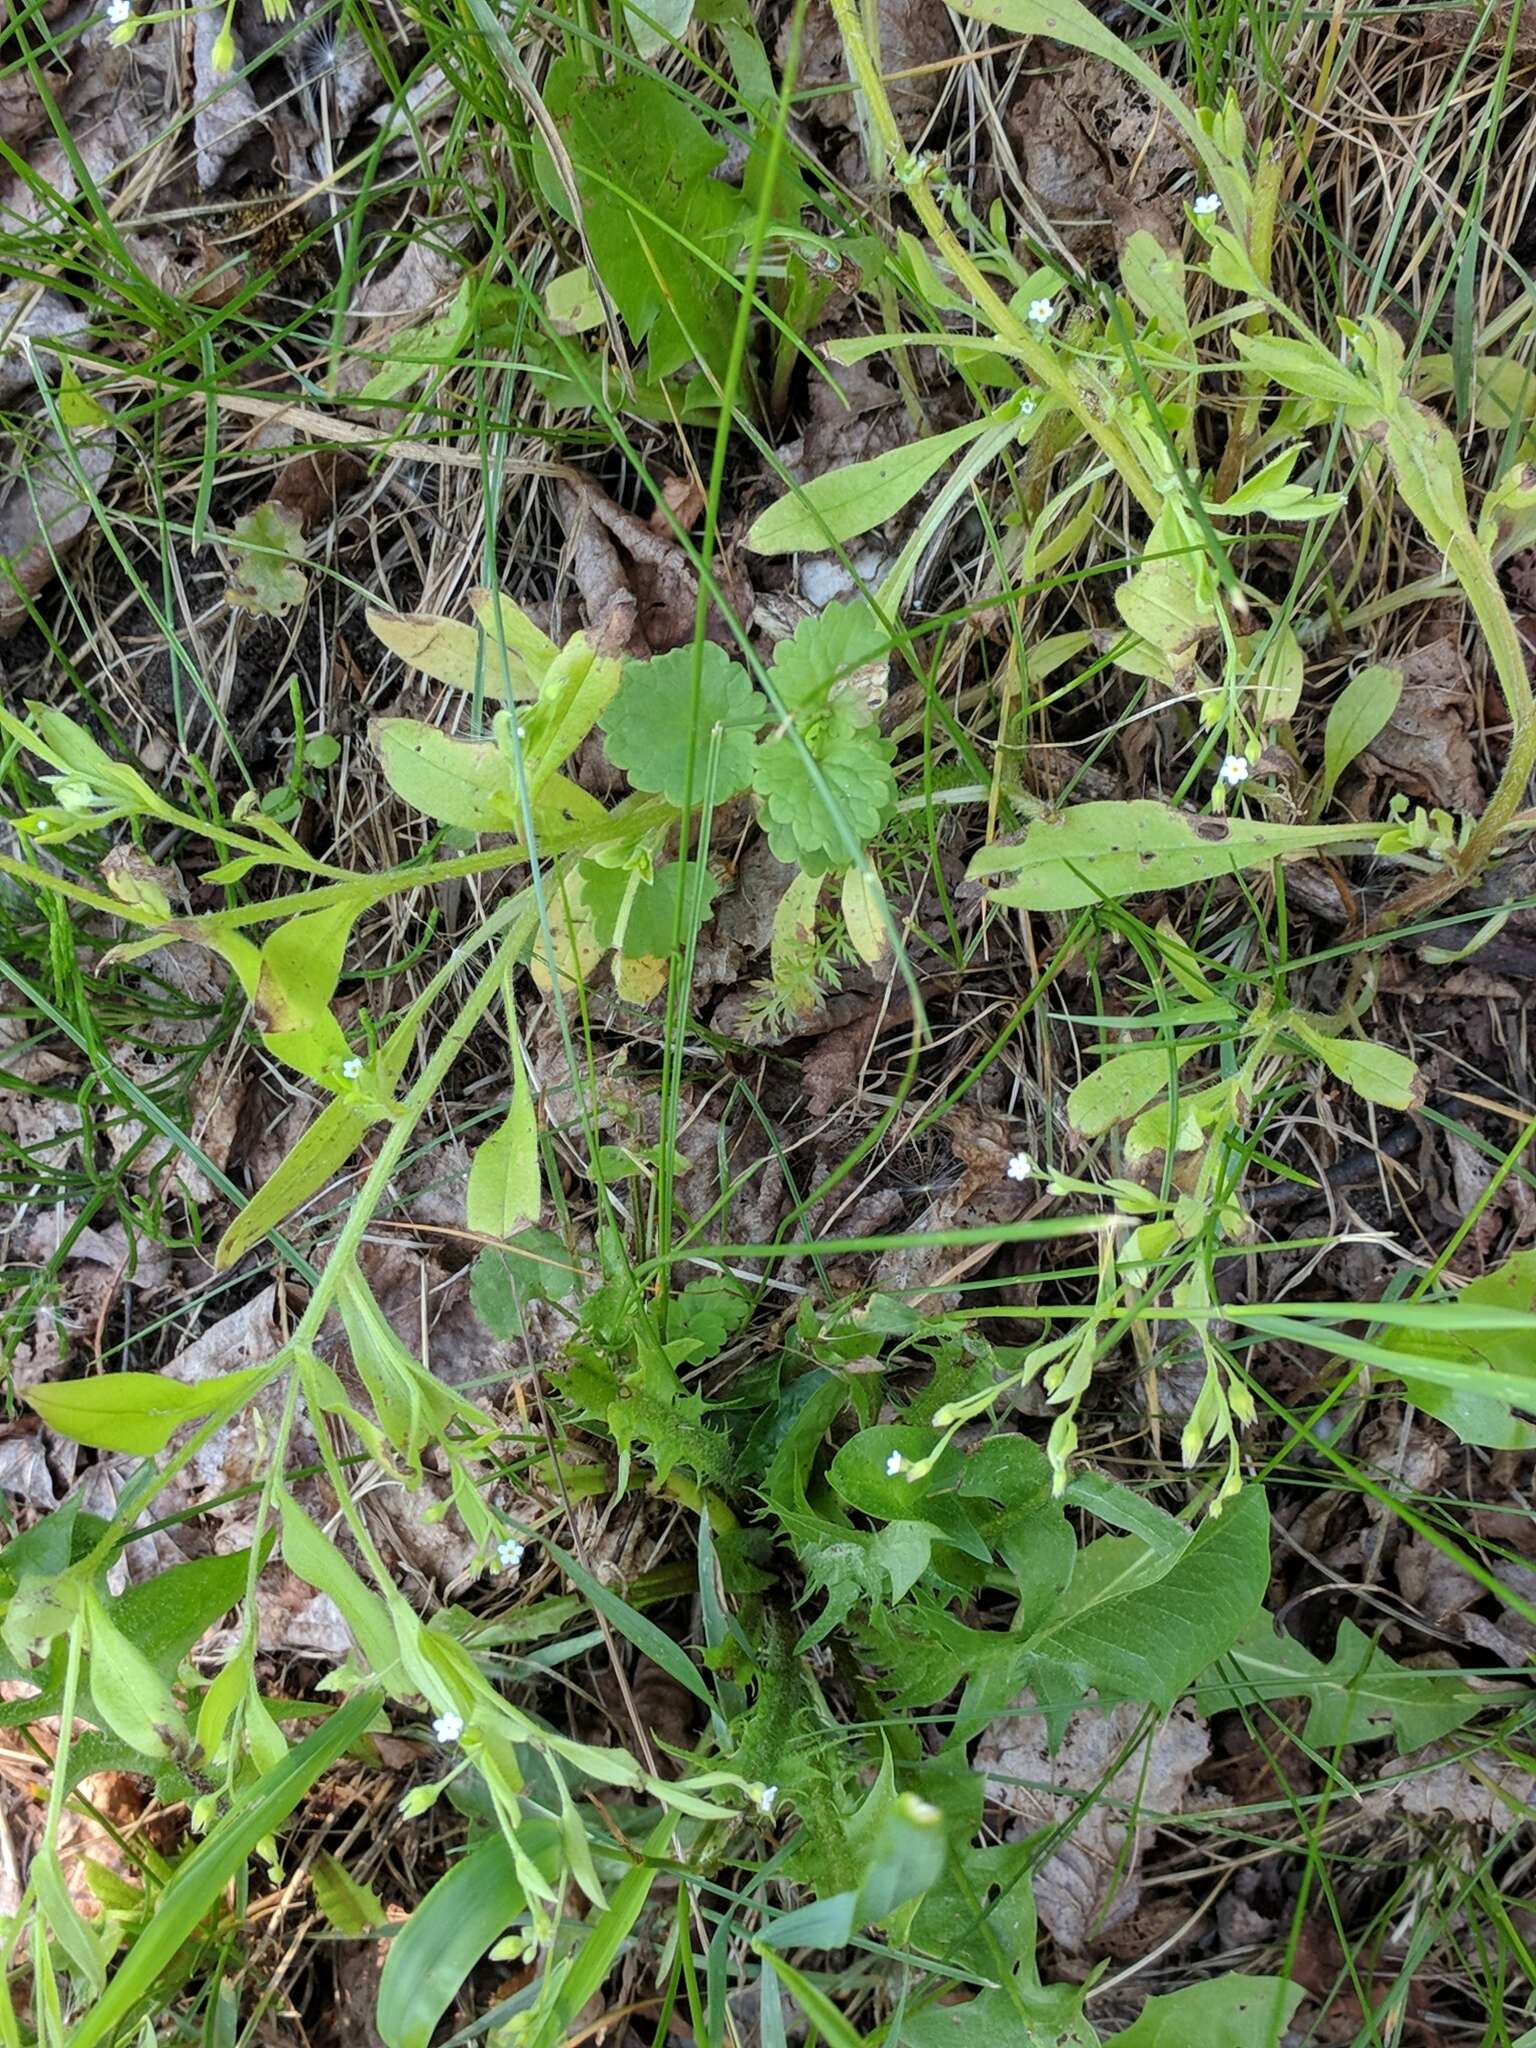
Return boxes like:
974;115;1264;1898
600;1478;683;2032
745;416;991;554
25;1365;271;1455
968;801;1369;912
467;1033;542;1237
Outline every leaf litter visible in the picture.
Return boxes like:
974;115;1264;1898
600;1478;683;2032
1;0;1535;2040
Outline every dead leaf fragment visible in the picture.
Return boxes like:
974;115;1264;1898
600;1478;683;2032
1008;52;1190;259
0;291;90;404
1361;635;1485;813
977;1698;1210;1951
0;405;116;634
192;12;263;189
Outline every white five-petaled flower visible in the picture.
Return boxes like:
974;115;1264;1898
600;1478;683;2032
341;1056;364;1080
1006;1152;1034;1183
1028;297;1057;327
496;1537;524;1572
1019;396;1036;416
1218;753;1250;789
431;1711;464;1744
1193;192;1221;217
754;1783;778;1816
885;1450;909;1477
106;0;132;22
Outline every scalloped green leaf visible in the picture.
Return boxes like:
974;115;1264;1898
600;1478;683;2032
578;859;720;958
600;644;764;805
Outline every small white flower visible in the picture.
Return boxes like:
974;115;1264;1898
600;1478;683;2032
754;1783;778;1816
885;1450;908;1477
1019;396;1035;416
431;1711;464;1744
1193;192;1221;217
340;1056;364;1080
1028;297;1057;326
496;1537;524;1572
106;0;132;21
1006;1152;1034;1183
515;724;527;743
1218;753;1250;788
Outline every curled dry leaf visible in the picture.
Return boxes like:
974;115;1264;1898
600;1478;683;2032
977;1698;1211;1952
557;475;753;655
1008;52;1189;259
786;0;954;140
1361;634;1486;814
0;291;90;404
192;11;263;190
0;402;116;635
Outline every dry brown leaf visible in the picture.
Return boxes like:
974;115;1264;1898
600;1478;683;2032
192;13;264;189
0;1433;57;1518
0;291;90;404
0;405;116;634
1362;635;1485;813
556;476;753;655
1359;1742;1535;1825
786;0;954;140
1008;52;1189;259
0;32;175;235
978;1699;1210;1952
0;72;48;153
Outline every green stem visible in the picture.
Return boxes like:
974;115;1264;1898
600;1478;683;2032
824;0;1163;520
291;895;539;1349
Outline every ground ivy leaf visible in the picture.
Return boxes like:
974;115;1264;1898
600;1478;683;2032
471;1229;582;1337
579;860;720;958
601;644;764;805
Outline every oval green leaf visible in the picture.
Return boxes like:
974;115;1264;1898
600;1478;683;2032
25;1365;271;1454
745;417;987;555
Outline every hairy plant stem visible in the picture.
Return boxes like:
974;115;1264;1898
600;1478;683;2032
825;0;1162;520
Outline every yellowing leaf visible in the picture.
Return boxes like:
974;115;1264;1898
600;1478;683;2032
255;897;363;1038
1290;1018;1423;1111
529;869;603;992
373;719;521;831
612;952;667;1003
369;607;501;697
969;802;1369;913
1068;1046;1188;1137
466;1038;541;1237
840;864;889;965
215;1098;375;1271
545;265;607;335
745;417;989;555
471;588;560;687
26;1366;271;1453
226;500;308;617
